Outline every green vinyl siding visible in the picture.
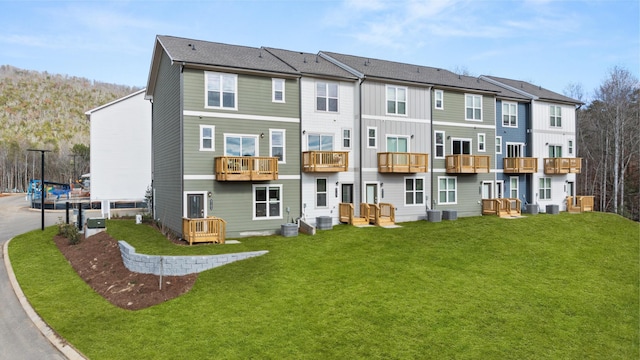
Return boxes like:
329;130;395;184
183;116;300;176
151;50;183;235
182;69;299;118
433;90;496;126
185;179;300;238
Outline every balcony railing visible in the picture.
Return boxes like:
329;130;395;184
338;203;369;226
482;198;521;217
182;216;226;245
302;151;349;172
503;157;538;174
567;196;594;213
215;156;278;181
543;158;582;174
362;203;395;226
378;152;428;173
446;155;490;174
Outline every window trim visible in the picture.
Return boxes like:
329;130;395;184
307;133;334;151
316;81;339;113
342;128;352;149
495;136;502;155
272;78;285;103
204;71;238;110
506;142;525;158
434;131;445;159
223;133;259;157
199;125;215;152
386;84;408;116
465;94;483;121
386;134;410;152
568;139;574;155
451;138;473;155
316;178;328;208
550;105;562;128
549;144;562;158
404;177;425;206
539;177;552;200
477;133;486;153
252;184;283;220
510;176;519;199
438;176;457;205
367;127;377;149
269;129;286;163
502;102;518;127
434;89;444;110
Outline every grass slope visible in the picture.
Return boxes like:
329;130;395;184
9;213;639;359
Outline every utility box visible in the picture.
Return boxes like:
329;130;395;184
87;217;106;229
545;205;559;215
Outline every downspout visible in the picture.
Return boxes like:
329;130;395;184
528;100;535;210
298;76;303;221
358;77;366;209
429;88;434;211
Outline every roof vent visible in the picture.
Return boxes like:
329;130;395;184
417;67;420;73
187;43;196;51
259;51;263;58
303;57;307;63
315;56;319;63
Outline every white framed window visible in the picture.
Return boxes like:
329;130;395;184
568;140;574;155
405;177;424;206
272;78;285;103
510;177;519;199
316;178;328;208
465;94;482;121
270;129;285;163
438;176;457;204
386;85;407;115
308;133;333;151
224;134;257;156
434;89;444;110
316;82;338;112
549;145;562;158
435;131;445;159
199;125;215;151
507;143;524;158
502;102;517;127
367;127;377;148
496;136;502;154
386;135;409;152
205;71;237;110
342;128;352;149
253;184;282;220
550;105;562;127
539;177;551;200
478;133;486;152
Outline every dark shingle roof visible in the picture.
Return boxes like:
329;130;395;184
264;47;357;80
484;75;582;105
156;35;298;75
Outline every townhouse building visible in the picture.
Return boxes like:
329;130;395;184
482;76;582;212
142;35;583;240
145;36;302;239
264;47;360;227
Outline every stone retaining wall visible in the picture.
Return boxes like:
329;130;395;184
118;241;268;276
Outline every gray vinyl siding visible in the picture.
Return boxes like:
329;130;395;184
152;51;183;235
433;174;494;217
360;82;430;119
182;69;300;119
361;119;431;168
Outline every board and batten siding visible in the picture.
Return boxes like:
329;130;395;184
152;50;184;235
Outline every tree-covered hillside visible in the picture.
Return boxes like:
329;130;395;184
0;65;141;192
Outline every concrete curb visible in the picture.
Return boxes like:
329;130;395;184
3;239;87;360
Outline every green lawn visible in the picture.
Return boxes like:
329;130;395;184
9;212;639;359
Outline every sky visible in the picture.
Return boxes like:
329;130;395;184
1;0;638;102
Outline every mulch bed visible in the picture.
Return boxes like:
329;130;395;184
53;231;197;310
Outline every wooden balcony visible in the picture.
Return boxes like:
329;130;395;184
302;151;349;172
378;152;428;173
215;156;278;181
446;155;490;174
482;198;521;217
567;196;594;213
543;158;582;174
182;216;226;245
503;158;538;174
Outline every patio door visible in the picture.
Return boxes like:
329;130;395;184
342;184;354;204
365;183;378;204
187;194;204;219
452;139;471;155
481;181;493;199
567;181;575;206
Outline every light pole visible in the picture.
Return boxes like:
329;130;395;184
69;154;78;184
27;149;51;231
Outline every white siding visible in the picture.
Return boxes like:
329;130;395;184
88;90;152;203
